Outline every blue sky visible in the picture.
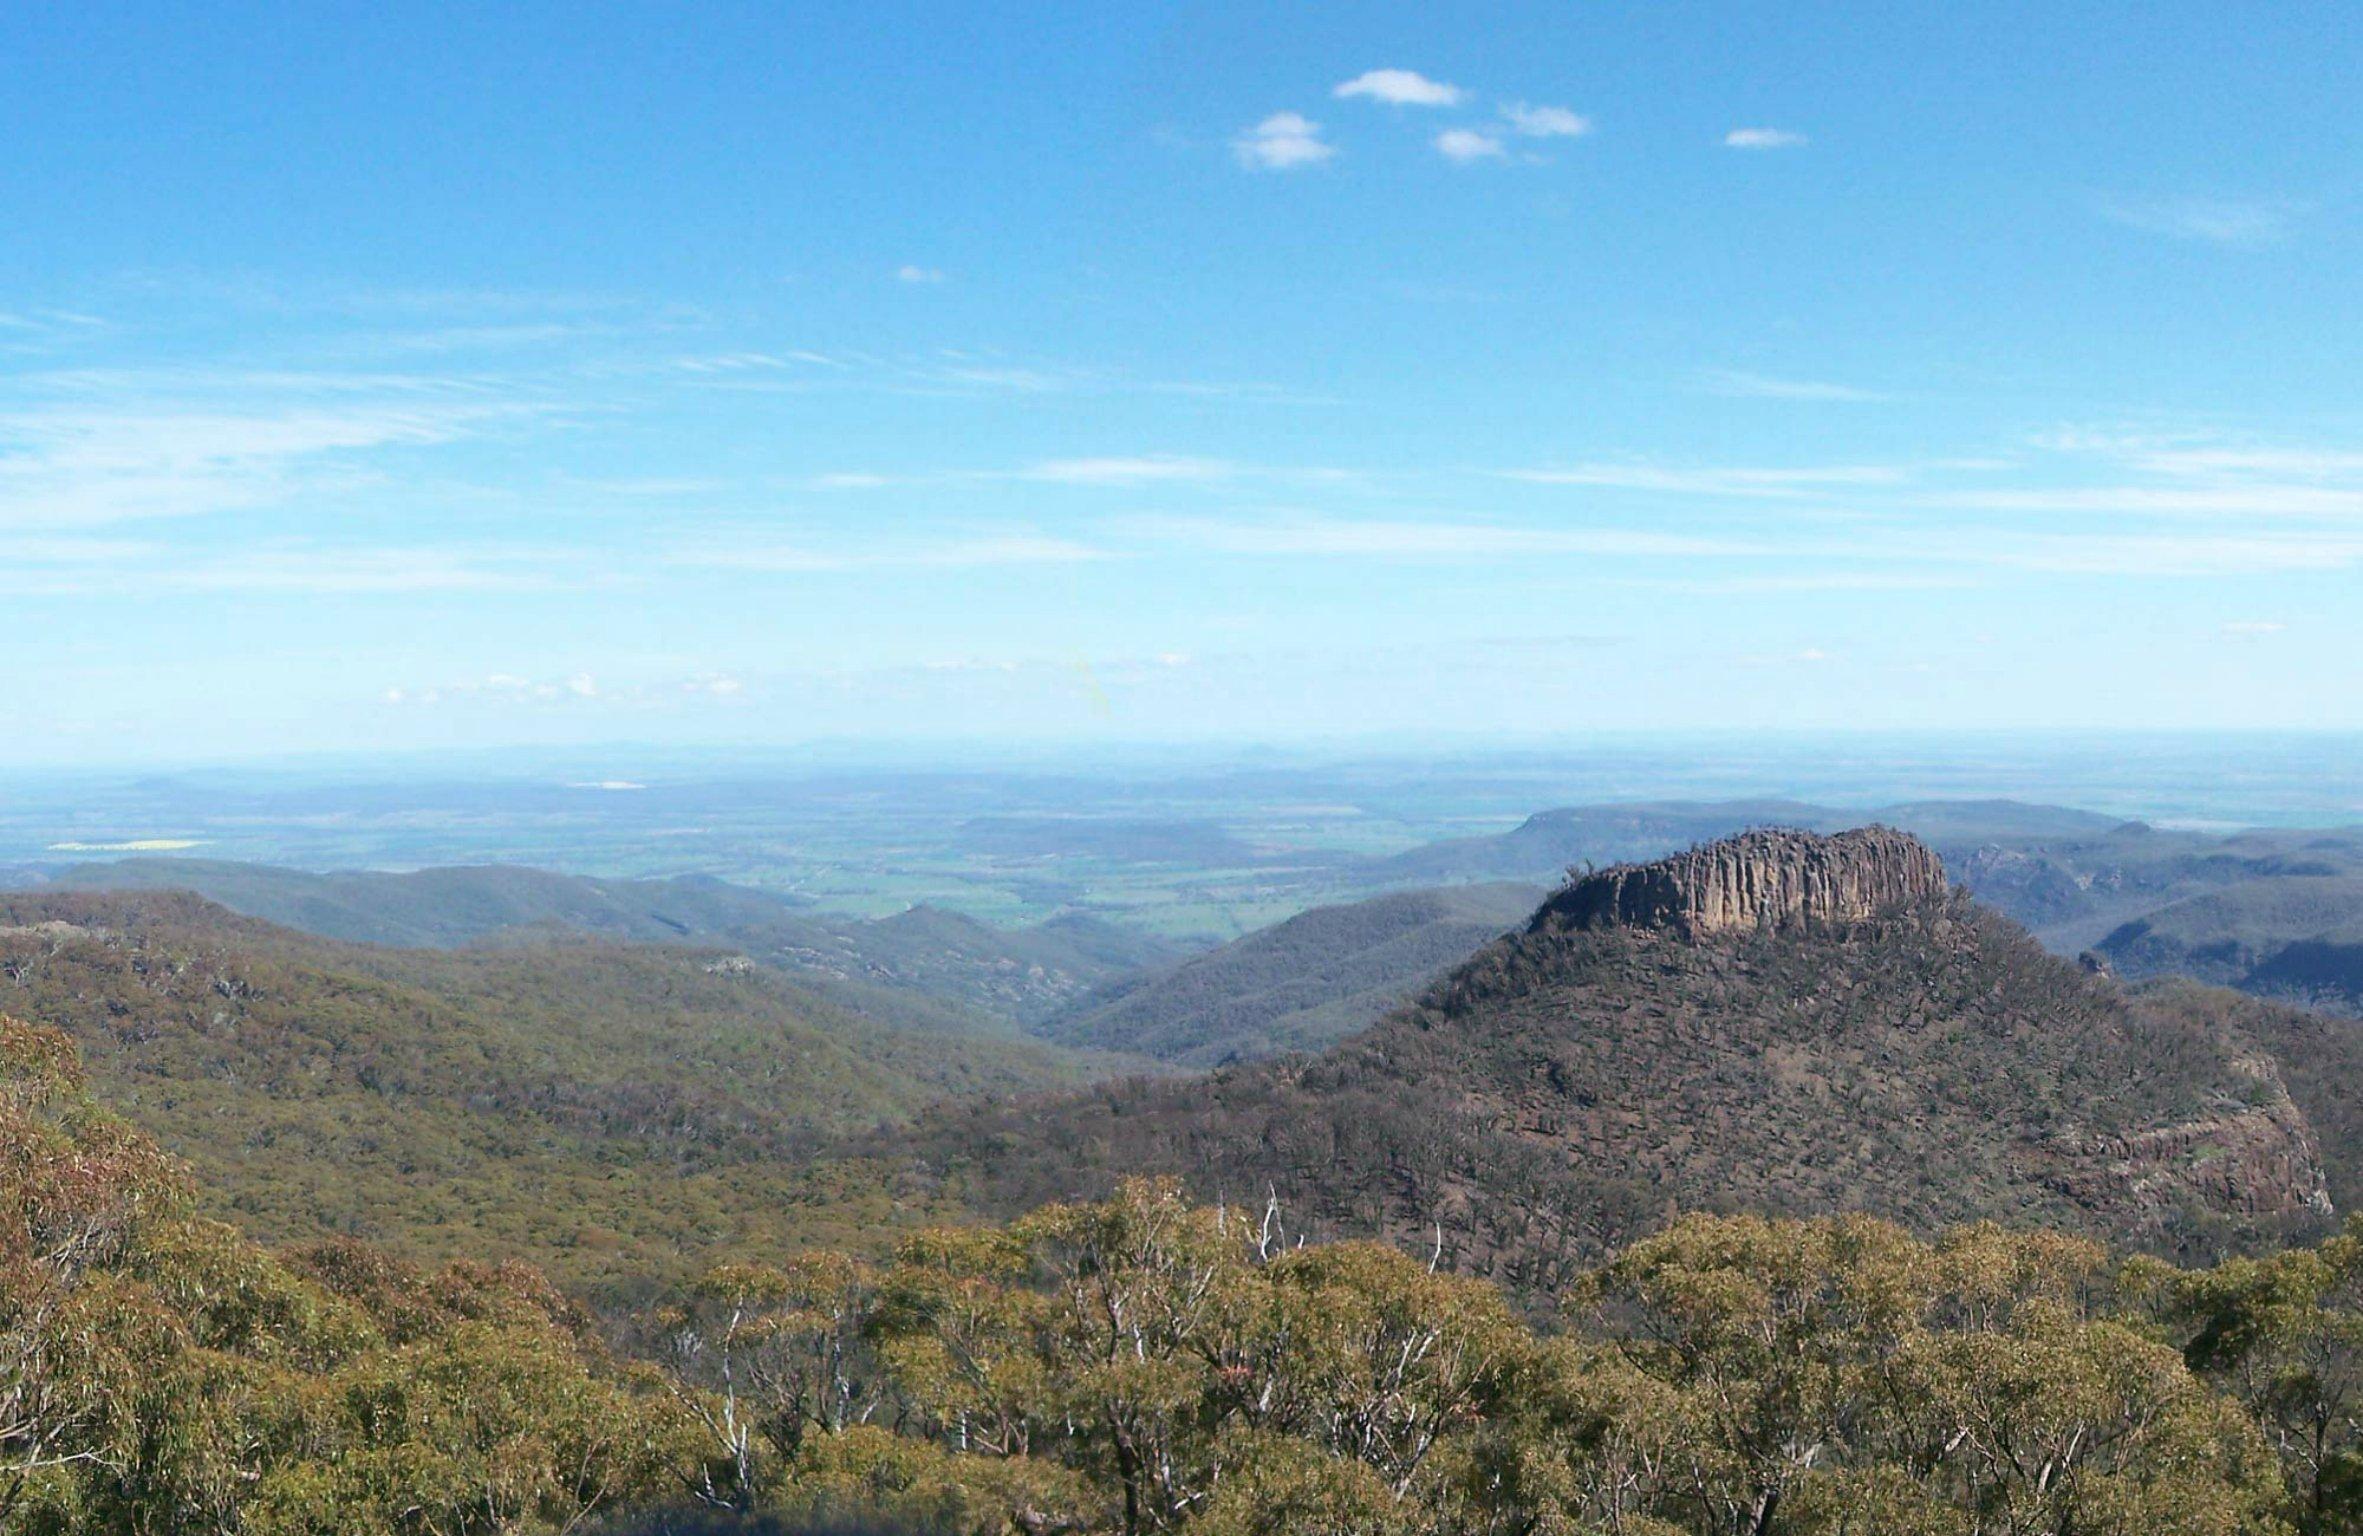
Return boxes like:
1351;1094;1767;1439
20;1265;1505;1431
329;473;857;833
6;1;2362;765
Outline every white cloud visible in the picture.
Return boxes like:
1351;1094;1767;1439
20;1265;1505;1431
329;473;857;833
1501;102;1591;138
1333;69;1464;107
2222;620;2288;638
894;264;946;283
386;672;596;706
1502;462;1905;496
0;396;528;530
1702;368;1884;402
1141;516;1773;560
0;542;572;597
2135;448;2363;479
670;534;1112;572
1739;646;1837;666
1435;129;1507;163
1724;127;1808;150
1233;112;1335;170
2098;195;2297;247
1021;455;1233;485
1930;484;2363;519
385;672;744;709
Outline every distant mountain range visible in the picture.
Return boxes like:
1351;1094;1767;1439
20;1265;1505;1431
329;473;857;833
21;796;2363;1053
20;855;1189;1032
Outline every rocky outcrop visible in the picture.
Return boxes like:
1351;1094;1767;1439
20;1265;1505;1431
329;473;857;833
2052;1063;2334;1224
1532;826;1948;941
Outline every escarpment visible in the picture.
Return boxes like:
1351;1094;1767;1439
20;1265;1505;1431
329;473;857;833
1532;825;1950;939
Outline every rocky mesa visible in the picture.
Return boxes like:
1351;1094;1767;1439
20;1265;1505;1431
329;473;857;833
1532;824;1950;939
890;827;2340;1288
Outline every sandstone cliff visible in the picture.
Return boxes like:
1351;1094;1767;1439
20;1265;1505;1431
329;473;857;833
1533;825;1950;940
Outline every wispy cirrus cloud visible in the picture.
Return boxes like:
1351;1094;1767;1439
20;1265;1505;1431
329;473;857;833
2098;194;2300;247
1701;368;1885;402
1131;515;1776;560
1724;127;1807;150
667;533;1111;573
1501;461;1906;496
1019;455;1234;485
0;540;579;597
0;398;533;530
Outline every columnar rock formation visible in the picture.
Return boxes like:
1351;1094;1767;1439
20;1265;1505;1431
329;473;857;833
1533;825;1950;939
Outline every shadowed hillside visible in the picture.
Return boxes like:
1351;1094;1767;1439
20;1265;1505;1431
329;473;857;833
1036;882;1542;1065
2100;876;2363;1013
885;828;2340;1294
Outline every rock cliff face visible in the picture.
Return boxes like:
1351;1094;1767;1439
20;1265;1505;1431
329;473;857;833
1533;826;1949;940
2053;1060;2334;1224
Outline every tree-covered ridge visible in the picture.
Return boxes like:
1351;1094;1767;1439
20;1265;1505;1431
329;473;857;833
8;1015;2363;1535
28;861;1191;1029
887;893;2339;1291
0;1011;686;1533
0;892;1136;1293
1036;883;1543;1067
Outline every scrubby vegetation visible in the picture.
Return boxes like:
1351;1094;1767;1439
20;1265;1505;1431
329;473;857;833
890;896;2339;1291
19;828;2363;1531
0;1012;687;1533
13;1008;2363;1535
29;866;1190;1031
0;894;1138;1294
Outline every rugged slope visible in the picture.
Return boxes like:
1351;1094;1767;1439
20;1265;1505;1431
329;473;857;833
1038;882;1542;1066
0;889;1138;1291
891;828;2336;1293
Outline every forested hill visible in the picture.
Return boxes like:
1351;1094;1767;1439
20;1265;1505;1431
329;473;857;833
1037;881;1543;1066
2099;875;2363;1013
27;855;812;947
27;856;1190;1028
0;889;1143;1291
885;828;2345;1293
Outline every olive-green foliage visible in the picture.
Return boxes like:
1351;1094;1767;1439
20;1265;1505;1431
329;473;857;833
0;1013;688;1535
14;1011;2363;1534
652;1181;2324;1536
0;891;1118;1294
2141;1217;2363;1534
